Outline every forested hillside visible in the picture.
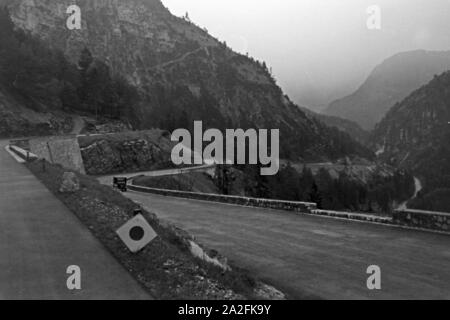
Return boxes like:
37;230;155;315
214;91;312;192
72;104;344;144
0;8;138;137
372;71;450;212
238;164;414;213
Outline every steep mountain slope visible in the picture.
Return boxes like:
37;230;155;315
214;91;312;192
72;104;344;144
372;71;450;212
0;5;135;137
299;106;369;144
1;0;373;161
326;50;450;130
0;8;73;137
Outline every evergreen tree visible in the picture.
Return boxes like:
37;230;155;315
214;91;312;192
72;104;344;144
215;165;235;195
78;47;93;72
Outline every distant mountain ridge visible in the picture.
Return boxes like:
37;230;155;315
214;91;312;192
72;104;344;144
326;50;450;130
0;0;373;161
298;106;369;144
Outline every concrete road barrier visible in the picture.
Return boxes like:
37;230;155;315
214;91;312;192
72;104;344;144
128;180;449;234
128;182;317;213
9;145;38;162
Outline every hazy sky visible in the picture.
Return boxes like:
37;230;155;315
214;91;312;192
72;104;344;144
162;0;450;110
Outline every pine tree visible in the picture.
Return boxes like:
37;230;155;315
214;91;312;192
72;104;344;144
215;165;235;195
78;47;93;72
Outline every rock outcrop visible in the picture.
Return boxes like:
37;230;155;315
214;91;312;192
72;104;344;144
59;171;80;193
79;131;173;175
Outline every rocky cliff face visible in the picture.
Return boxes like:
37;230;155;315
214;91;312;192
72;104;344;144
326;50;450;130
78;130;173;175
6;0;213;85
3;0;372;161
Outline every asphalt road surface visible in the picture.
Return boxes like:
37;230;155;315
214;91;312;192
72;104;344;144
127;191;450;300
0;140;150;300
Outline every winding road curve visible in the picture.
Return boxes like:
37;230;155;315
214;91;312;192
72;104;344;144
148;47;208;72
397;177;423;211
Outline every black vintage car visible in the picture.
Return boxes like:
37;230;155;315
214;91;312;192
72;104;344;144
113;177;128;192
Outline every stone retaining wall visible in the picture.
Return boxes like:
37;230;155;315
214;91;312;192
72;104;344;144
394;209;450;232
29;136;85;174
128;183;317;213
311;210;393;224
128;183;450;234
